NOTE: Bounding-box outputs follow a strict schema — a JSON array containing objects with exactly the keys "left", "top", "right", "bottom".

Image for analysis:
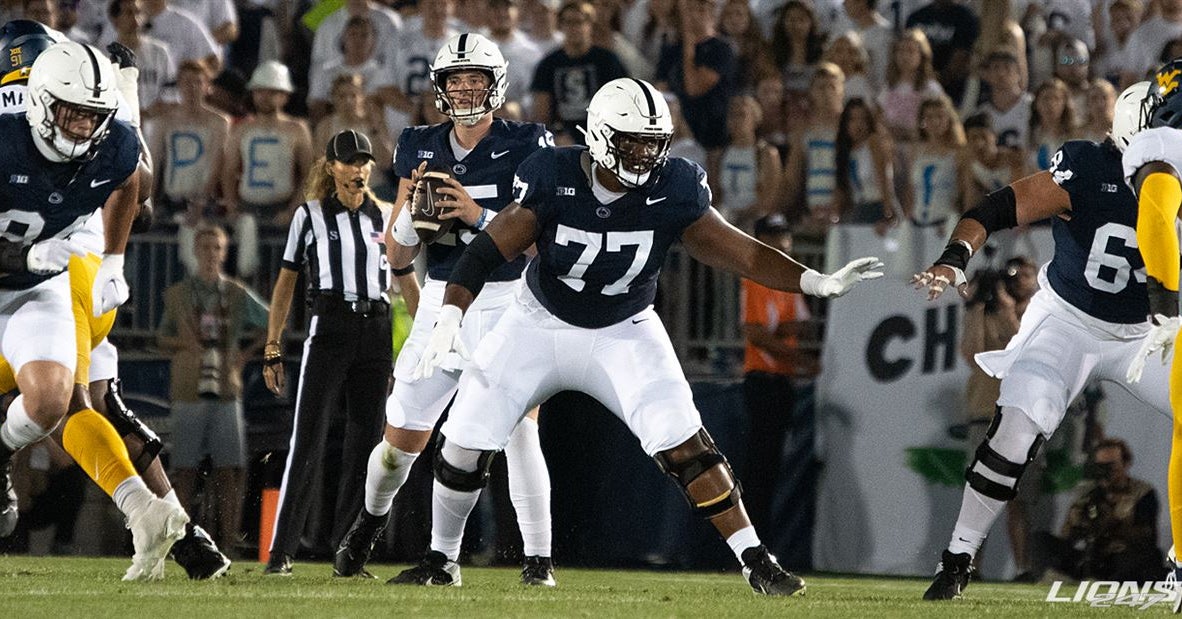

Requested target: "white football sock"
[
  {"left": 364, "top": 440, "right": 419, "bottom": 517},
  {"left": 505, "top": 417, "right": 551, "bottom": 558},
  {"left": 431, "top": 480, "right": 482, "bottom": 561},
  {"left": 726, "top": 526, "right": 762, "bottom": 563},
  {"left": 113, "top": 476, "right": 153, "bottom": 516},
  {"left": 0, "top": 395, "right": 52, "bottom": 451}
]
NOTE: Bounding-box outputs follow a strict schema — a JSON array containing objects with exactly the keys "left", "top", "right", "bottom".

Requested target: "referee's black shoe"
[
  {"left": 334, "top": 510, "right": 386, "bottom": 578},
  {"left": 264, "top": 551, "right": 293, "bottom": 576},
  {"left": 388, "top": 550, "right": 461, "bottom": 586},
  {"left": 741, "top": 545, "right": 805, "bottom": 596},
  {"left": 171, "top": 523, "right": 231, "bottom": 579},
  {"left": 521, "top": 555, "right": 556, "bottom": 586},
  {"left": 923, "top": 550, "right": 973, "bottom": 600}
]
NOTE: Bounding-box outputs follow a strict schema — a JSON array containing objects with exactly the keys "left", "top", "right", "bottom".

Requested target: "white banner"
[{"left": 814, "top": 225, "right": 1173, "bottom": 577}]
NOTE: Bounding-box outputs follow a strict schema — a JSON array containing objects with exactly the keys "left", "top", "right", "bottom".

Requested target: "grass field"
[{"left": 1, "top": 556, "right": 1173, "bottom": 617}]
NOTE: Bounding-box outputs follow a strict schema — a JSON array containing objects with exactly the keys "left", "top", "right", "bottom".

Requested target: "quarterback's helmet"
[
  {"left": 430, "top": 33, "right": 507, "bottom": 126},
  {"left": 583, "top": 78, "right": 673, "bottom": 188},
  {"left": 1149, "top": 57, "right": 1182, "bottom": 130},
  {"left": 1111, "top": 81, "right": 1153, "bottom": 151},
  {"left": 26, "top": 40, "right": 118, "bottom": 162},
  {"left": 0, "top": 20, "right": 62, "bottom": 86}
]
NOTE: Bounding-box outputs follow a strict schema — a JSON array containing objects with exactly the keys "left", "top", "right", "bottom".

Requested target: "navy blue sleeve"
[
  {"left": 392, "top": 127, "right": 417, "bottom": 179},
  {"left": 696, "top": 39, "right": 736, "bottom": 81},
  {"left": 1049, "top": 140, "right": 1093, "bottom": 194},
  {"left": 513, "top": 149, "right": 556, "bottom": 226},
  {"left": 109, "top": 121, "right": 140, "bottom": 186},
  {"left": 689, "top": 160, "right": 713, "bottom": 219}
]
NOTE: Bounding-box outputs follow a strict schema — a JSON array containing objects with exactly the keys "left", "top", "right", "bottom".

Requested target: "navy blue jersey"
[
  {"left": 0, "top": 113, "right": 138, "bottom": 289},
  {"left": 1045, "top": 139, "right": 1147, "bottom": 324},
  {"left": 517, "top": 147, "right": 711, "bottom": 328},
  {"left": 394, "top": 118, "right": 552, "bottom": 282}
]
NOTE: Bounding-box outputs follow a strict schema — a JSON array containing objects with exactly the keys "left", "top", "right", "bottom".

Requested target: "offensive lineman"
[
  {"left": 914, "top": 82, "right": 1173, "bottom": 599},
  {"left": 400, "top": 77, "right": 883, "bottom": 594}
]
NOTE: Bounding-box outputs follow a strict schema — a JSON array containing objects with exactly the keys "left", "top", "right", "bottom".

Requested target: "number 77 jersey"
[
  {"left": 1046, "top": 139, "right": 1147, "bottom": 323},
  {"left": 516, "top": 146, "right": 711, "bottom": 328}
]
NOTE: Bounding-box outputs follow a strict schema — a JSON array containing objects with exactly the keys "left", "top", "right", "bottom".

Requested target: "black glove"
[{"left": 106, "top": 41, "right": 137, "bottom": 70}]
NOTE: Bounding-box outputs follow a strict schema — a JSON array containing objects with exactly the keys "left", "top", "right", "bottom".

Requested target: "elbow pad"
[
  {"left": 963, "top": 185, "right": 1019, "bottom": 234},
  {"left": 448, "top": 232, "right": 507, "bottom": 297}
]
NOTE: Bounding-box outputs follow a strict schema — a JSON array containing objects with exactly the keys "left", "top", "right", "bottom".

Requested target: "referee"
[{"left": 261, "top": 129, "right": 409, "bottom": 575}]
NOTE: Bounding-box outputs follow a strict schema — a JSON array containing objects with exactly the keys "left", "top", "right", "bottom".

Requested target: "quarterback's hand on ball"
[
  {"left": 25, "top": 238, "right": 86, "bottom": 275},
  {"left": 912, "top": 264, "right": 968, "bottom": 301},
  {"left": 92, "top": 254, "right": 129, "bottom": 316},
  {"left": 799, "top": 257, "right": 885, "bottom": 298},
  {"left": 1127, "top": 314, "right": 1181, "bottom": 383},
  {"left": 436, "top": 177, "right": 483, "bottom": 226},
  {"left": 412, "top": 305, "right": 470, "bottom": 380}
]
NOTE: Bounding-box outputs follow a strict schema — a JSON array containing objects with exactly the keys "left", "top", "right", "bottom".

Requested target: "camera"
[{"left": 198, "top": 344, "right": 222, "bottom": 400}]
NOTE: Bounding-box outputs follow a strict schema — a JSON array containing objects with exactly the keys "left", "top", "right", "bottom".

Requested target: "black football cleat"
[
  {"left": 0, "top": 446, "right": 16, "bottom": 538},
  {"left": 387, "top": 550, "right": 461, "bottom": 586},
  {"left": 171, "top": 523, "right": 231, "bottom": 579},
  {"left": 334, "top": 510, "right": 386, "bottom": 578},
  {"left": 741, "top": 545, "right": 805, "bottom": 596},
  {"left": 521, "top": 555, "right": 556, "bottom": 586},
  {"left": 264, "top": 551, "right": 293, "bottom": 576},
  {"left": 923, "top": 550, "right": 974, "bottom": 600}
]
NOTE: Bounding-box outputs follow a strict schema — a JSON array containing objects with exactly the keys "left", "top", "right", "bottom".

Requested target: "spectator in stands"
[
  {"left": 312, "top": 73, "right": 393, "bottom": 194},
  {"left": 157, "top": 225, "right": 269, "bottom": 553},
  {"left": 374, "top": 0, "right": 456, "bottom": 137},
  {"left": 221, "top": 61, "right": 313, "bottom": 276},
  {"left": 1079, "top": 78, "right": 1116, "bottom": 144},
  {"left": 207, "top": 67, "right": 251, "bottom": 121},
  {"left": 307, "top": 15, "right": 385, "bottom": 125},
  {"left": 21, "top": 0, "right": 54, "bottom": 28},
  {"left": 311, "top": 0, "right": 401, "bottom": 72},
  {"left": 782, "top": 62, "right": 844, "bottom": 241},
  {"left": 1129, "top": 0, "right": 1182, "bottom": 78},
  {"left": 530, "top": 1, "right": 626, "bottom": 144},
  {"left": 150, "top": 60, "right": 231, "bottom": 272},
  {"left": 822, "top": 32, "right": 873, "bottom": 103},
  {"left": 958, "top": 113, "right": 1023, "bottom": 214},
  {"left": 667, "top": 98, "right": 707, "bottom": 168},
  {"left": 1032, "top": 437, "right": 1162, "bottom": 582},
  {"left": 901, "top": 95, "right": 965, "bottom": 233},
  {"left": 1051, "top": 38, "right": 1090, "bottom": 121},
  {"left": 717, "top": 0, "right": 773, "bottom": 91},
  {"left": 716, "top": 95, "right": 781, "bottom": 231},
  {"left": 740, "top": 214, "right": 817, "bottom": 532},
  {"left": 834, "top": 97, "right": 897, "bottom": 232},
  {"left": 1028, "top": 78, "right": 1078, "bottom": 172},
  {"left": 170, "top": 0, "right": 238, "bottom": 46},
  {"left": 769, "top": 0, "right": 824, "bottom": 98},
  {"left": 905, "top": 0, "right": 979, "bottom": 105},
  {"left": 655, "top": 0, "right": 736, "bottom": 190},
  {"left": 635, "top": 0, "right": 677, "bottom": 62},
  {"left": 56, "top": 0, "right": 88, "bottom": 42},
  {"left": 520, "top": 0, "right": 560, "bottom": 50},
  {"left": 1097, "top": 0, "right": 1143, "bottom": 87},
  {"left": 484, "top": 0, "right": 543, "bottom": 110},
  {"left": 877, "top": 29, "right": 944, "bottom": 142},
  {"left": 835, "top": 0, "right": 893, "bottom": 90},
  {"left": 590, "top": 0, "right": 650, "bottom": 80},
  {"left": 138, "top": 0, "right": 220, "bottom": 71},
  {"left": 108, "top": 0, "right": 175, "bottom": 119},
  {"left": 754, "top": 72, "right": 789, "bottom": 154},
  {"left": 974, "top": 50, "right": 1031, "bottom": 151}
]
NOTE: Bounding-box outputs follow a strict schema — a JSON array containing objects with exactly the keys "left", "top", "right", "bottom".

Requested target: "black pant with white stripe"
[{"left": 269, "top": 298, "right": 391, "bottom": 559}]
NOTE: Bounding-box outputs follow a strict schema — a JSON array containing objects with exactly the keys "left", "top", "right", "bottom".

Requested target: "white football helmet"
[
  {"left": 430, "top": 33, "right": 507, "bottom": 126},
  {"left": 583, "top": 78, "right": 673, "bottom": 188},
  {"left": 1111, "top": 81, "right": 1153, "bottom": 152},
  {"left": 26, "top": 40, "right": 118, "bottom": 162}
]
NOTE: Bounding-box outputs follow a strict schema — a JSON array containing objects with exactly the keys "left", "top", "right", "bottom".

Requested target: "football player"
[
  {"left": 1121, "top": 58, "right": 1182, "bottom": 586},
  {"left": 398, "top": 77, "right": 883, "bottom": 594},
  {"left": 0, "top": 36, "right": 191, "bottom": 580},
  {"left": 0, "top": 20, "right": 231, "bottom": 580},
  {"left": 913, "top": 81, "right": 1172, "bottom": 599},
  {"left": 306, "top": 33, "right": 556, "bottom": 585}
]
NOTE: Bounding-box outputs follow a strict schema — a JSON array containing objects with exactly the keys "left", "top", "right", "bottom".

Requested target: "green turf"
[{"left": 0, "top": 555, "right": 1169, "bottom": 617}]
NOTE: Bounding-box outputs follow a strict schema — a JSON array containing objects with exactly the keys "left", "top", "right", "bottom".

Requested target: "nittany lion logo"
[{"left": 1158, "top": 68, "right": 1181, "bottom": 97}]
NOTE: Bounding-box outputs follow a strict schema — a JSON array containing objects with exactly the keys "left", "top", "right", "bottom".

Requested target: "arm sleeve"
[
  {"left": 1135, "top": 172, "right": 1182, "bottom": 292},
  {"left": 281, "top": 205, "right": 311, "bottom": 271}
]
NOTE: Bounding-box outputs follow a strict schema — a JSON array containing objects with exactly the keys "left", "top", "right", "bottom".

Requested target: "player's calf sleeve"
[
  {"left": 431, "top": 436, "right": 496, "bottom": 561},
  {"left": 364, "top": 440, "right": 418, "bottom": 517},
  {"left": 61, "top": 408, "right": 138, "bottom": 497},
  {"left": 1167, "top": 356, "right": 1182, "bottom": 554},
  {"left": 505, "top": 417, "right": 552, "bottom": 557},
  {"left": 0, "top": 395, "right": 53, "bottom": 452}
]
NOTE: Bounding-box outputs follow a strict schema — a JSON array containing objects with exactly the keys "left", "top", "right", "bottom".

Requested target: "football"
[{"left": 410, "top": 170, "right": 456, "bottom": 244}]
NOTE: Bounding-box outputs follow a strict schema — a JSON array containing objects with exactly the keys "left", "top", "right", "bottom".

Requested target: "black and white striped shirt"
[{"left": 281, "top": 195, "right": 392, "bottom": 302}]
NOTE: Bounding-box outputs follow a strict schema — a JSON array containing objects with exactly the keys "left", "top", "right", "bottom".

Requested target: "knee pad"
[
  {"left": 102, "top": 378, "right": 162, "bottom": 473},
  {"left": 654, "top": 428, "right": 742, "bottom": 519},
  {"left": 432, "top": 435, "right": 497, "bottom": 492},
  {"left": 965, "top": 407, "right": 1046, "bottom": 502}
]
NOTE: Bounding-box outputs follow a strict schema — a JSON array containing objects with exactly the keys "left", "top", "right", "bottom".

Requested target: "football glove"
[
  {"left": 25, "top": 238, "right": 86, "bottom": 275},
  {"left": 92, "top": 253, "right": 129, "bottom": 316},
  {"left": 107, "top": 42, "right": 141, "bottom": 128},
  {"left": 1127, "top": 314, "right": 1181, "bottom": 383},
  {"left": 412, "top": 304, "right": 469, "bottom": 380},
  {"left": 800, "top": 257, "right": 885, "bottom": 298}
]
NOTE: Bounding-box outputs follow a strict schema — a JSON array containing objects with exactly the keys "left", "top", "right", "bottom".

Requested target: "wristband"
[
  {"left": 934, "top": 239, "right": 973, "bottom": 271},
  {"left": 391, "top": 264, "right": 416, "bottom": 276},
  {"left": 474, "top": 208, "right": 489, "bottom": 230}
]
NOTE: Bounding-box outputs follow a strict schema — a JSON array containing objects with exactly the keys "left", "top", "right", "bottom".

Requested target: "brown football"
[{"left": 410, "top": 170, "right": 456, "bottom": 244}]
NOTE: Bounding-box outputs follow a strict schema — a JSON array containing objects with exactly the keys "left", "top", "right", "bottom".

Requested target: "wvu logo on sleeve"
[{"left": 1158, "top": 68, "right": 1182, "bottom": 97}]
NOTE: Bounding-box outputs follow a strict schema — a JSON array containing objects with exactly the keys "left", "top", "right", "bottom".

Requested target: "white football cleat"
[{"left": 123, "top": 497, "right": 188, "bottom": 581}]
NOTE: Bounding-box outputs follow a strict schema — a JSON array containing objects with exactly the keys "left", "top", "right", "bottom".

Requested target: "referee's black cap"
[{"left": 327, "top": 129, "right": 375, "bottom": 164}]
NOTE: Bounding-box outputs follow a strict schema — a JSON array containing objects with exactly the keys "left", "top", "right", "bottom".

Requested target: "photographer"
[
  {"left": 1032, "top": 438, "right": 1162, "bottom": 582},
  {"left": 157, "top": 225, "right": 270, "bottom": 552},
  {"left": 960, "top": 255, "right": 1038, "bottom": 576}
]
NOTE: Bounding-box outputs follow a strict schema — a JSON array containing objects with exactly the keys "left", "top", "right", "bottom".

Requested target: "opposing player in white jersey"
[
  {"left": 0, "top": 21, "right": 230, "bottom": 579},
  {"left": 400, "top": 77, "right": 883, "bottom": 594},
  {"left": 333, "top": 33, "right": 557, "bottom": 586},
  {"left": 915, "top": 81, "right": 1173, "bottom": 600}
]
